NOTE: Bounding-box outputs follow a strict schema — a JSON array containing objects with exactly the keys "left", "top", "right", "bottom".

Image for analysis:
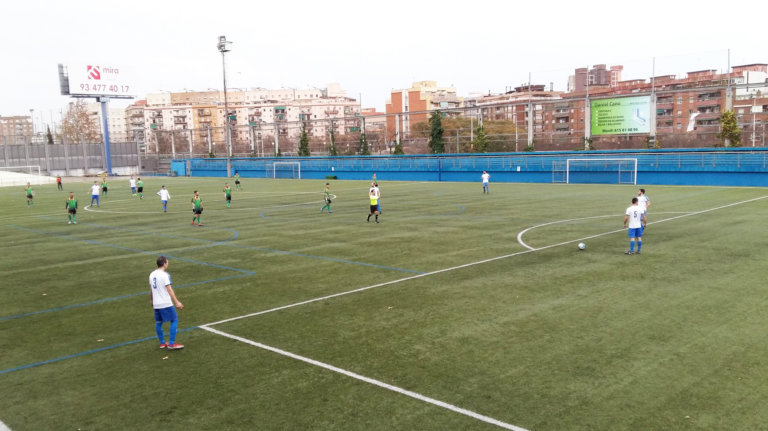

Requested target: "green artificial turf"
[{"left": 1, "top": 177, "right": 767, "bottom": 430}]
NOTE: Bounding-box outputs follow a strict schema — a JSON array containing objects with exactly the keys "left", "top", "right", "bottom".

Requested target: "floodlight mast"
[{"left": 218, "top": 35, "right": 233, "bottom": 176}]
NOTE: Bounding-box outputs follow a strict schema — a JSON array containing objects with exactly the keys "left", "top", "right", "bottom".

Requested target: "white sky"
[{"left": 2, "top": 0, "right": 765, "bottom": 125}]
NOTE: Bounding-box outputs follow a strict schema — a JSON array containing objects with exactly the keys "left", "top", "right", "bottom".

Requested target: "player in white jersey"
[
  {"left": 90, "top": 181, "right": 101, "bottom": 207},
  {"left": 637, "top": 188, "right": 650, "bottom": 232},
  {"left": 129, "top": 176, "right": 137, "bottom": 196},
  {"left": 149, "top": 256, "right": 184, "bottom": 349},
  {"left": 623, "top": 197, "right": 647, "bottom": 255},
  {"left": 481, "top": 171, "right": 490, "bottom": 194},
  {"left": 157, "top": 185, "right": 171, "bottom": 213}
]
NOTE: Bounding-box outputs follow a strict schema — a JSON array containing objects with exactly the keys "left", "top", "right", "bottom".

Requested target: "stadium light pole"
[{"left": 218, "top": 35, "right": 233, "bottom": 176}]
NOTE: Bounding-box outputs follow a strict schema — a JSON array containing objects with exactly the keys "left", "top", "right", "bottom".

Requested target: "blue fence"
[{"left": 171, "top": 148, "right": 768, "bottom": 187}]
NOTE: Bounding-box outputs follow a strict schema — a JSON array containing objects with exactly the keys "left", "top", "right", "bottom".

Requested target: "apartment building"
[
  {"left": 86, "top": 103, "right": 128, "bottom": 142},
  {"left": 0, "top": 116, "right": 33, "bottom": 144},
  {"left": 568, "top": 64, "right": 624, "bottom": 92},
  {"left": 465, "top": 64, "right": 767, "bottom": 150},
  {"left": 138, "top": 84, "right": 360, "bottom": 155},
  {"left": 385, "top": 81, "right": 462, "bottom": 142}
]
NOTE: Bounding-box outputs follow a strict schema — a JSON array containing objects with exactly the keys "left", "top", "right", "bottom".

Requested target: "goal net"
[
  {"left": 564, "top": 158, "right": 637, "bottom": 184},
  {"left": 269, "top": 162, "right": 301, "bottom": 179},
  {"left": 0, "top": 165, "right": 53, "bottom": 187}
]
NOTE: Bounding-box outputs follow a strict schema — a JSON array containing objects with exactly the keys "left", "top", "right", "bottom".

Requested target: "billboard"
[
  {"left": 61, "top": 63, "right": 135, "bottom": 98},
  {"left": 590, "top": 96, "right": 650, "bottom": 135}
]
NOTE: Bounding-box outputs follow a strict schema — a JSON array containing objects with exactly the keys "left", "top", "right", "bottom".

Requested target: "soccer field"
[{"left": 2, "top": 177, "right": 768, "bottom": 430}]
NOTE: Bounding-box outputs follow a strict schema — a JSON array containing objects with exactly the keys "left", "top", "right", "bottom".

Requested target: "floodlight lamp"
[{"left": 217, "top": 35, "right": 231, "bottom": 53}]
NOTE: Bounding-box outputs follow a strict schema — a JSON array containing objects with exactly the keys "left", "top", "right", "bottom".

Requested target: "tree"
[
  {"left": 328, "top": 123, "right": 338, "bottom": 156},
  {"left": 46, "top": 126, "right": 54, "bottom": 145},
  {"left": 61, "top": 100, "right": 100, "bottom": 143},
  {"left": 393, "top": 139, "right": 405, "bottom": 155},
  {"left": 358, "top": 132, "right": 370, "bottom": 155},
  {"left": 717, "top": 110, "right": 741, "bottom": 147},
  {"left": 428, "top": 111, "right": 445, "bottom": 154},
  {"left": 473, "top": 124, "right": 488, "bottom": 153},
  {"left": 298, "top": 123, "right": 311, "bottom": 156}
]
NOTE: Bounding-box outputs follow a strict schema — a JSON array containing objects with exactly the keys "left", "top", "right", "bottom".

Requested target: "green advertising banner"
[{"left": 590, "top": 96, "right": 651, "bottom": 135}]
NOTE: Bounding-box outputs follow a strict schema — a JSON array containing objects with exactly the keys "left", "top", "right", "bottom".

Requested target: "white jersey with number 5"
[
  {"left": 149, "top": 269, "right": 173, "bottom": 309},
  {"left": 626, "top": 205, "right": 643, "bottom": 229}
]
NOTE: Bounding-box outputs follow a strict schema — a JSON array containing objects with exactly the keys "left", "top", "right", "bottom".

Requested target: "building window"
[
  {"left": 676, "top": 123, "right": 682, "bottom": 129},
  {"left": 677, "top": 110, "right": 682, "bottom": 117},
  {"left": 677, "top": 97, "right": 682, "bottom": 104}
]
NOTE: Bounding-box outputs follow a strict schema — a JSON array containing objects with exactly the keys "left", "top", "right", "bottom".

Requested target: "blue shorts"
[
  {"left": 162, "top": 200, "right": 168, "bottom": 205},
  {"left": 154, "top": 306, "right": 178, "bottom": 322},
  {"left": 628, "top": 228, "right": 642, "bottom": 239}
]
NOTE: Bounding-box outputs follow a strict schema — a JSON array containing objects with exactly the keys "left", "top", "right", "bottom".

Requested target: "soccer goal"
[
  {"left": 269, "top": 162, "right": 301, "bottom": 179},
  {"left": 0, "top": 165, "right": 52, "bottom": 187},
  {"left": 564, "top": 158, "right": 637, "bottom": 184}
]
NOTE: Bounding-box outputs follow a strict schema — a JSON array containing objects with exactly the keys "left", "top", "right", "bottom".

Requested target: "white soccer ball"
[{"left": 578, "top": 242, "right": 586, "bottom": 250}]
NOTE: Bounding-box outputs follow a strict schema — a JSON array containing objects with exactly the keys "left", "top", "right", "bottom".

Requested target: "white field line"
[
  {"left": 199, "top": 326, "right": 528, "bottom": 431},
  {"left": 205, "top": 195, "right": 768, "bottom": 328},
  {"left": 0, "top": 418, "right": 11, "bottom": 431},
  {"left": 516, "top": 211, "right": 690, "bottom": 250},
  {"left": 516, "top": 196, "right": 768, "bottom": 250},
  {"left": 198, "top": 195, "right": 766, "bottom": 431}
]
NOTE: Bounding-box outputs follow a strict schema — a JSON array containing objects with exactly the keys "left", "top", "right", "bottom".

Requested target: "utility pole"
[
  {"left": 584, "top": 66, "right": 591, "bottom": 150},
  {"left": 217, "top": 35, "right": 233, "bottom": 175}
]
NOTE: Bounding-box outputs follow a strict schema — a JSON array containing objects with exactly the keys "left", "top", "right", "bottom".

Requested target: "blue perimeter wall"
[{"left": 171, "top": 148, "right": 768, "bottom": 187}]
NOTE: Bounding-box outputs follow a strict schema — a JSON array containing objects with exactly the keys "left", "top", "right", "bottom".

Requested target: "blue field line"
[
  {"left": 0, "top": 327, "right": 199, "bottom": 376},
  {"left": 35, "top": 216, "right": 240, "bottom": 243},
  {"left": 33, "top": 217, "right": 421, "bottom": 274},
  {"left": 223, "top": 243, "right": 426, "bottom": 274},
  {"left": 5, "top": 225, "right": 255, "bottom": 275},
  {"left": 0, "top": 274, "right": 252, "bottom": 322}
]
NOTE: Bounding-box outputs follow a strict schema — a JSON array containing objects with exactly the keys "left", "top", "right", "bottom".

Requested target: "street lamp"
[{"left": 217, "top": 35, "right": 233, "bottom": 175}]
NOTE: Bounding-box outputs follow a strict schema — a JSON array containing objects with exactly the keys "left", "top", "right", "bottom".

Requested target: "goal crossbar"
[
  {"left": 565, "top": 158, "right": 637, "bottom": 185},
  {"left": 269, "top": 162, "right": 301, "bottom": 179}
]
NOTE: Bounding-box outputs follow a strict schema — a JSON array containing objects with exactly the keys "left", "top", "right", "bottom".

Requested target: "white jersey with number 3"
[
  {"left": 626, "top": 205, "right": 643, "bottom": 229},
  {"left": 149, "top": 269, "right": 173, "bottom": 309}
]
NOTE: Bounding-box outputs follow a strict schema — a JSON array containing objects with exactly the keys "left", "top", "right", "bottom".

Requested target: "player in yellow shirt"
[{"left": 366, "top": 187, "right": 379, "bottom": 223}]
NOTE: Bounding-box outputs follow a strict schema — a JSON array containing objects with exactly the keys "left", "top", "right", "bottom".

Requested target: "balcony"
[
  {"left": 695, "top": 112, "right": 721, "bottom": 120},
  {"left": 696, "top": 99, "right": 721, "bottom": 109}
]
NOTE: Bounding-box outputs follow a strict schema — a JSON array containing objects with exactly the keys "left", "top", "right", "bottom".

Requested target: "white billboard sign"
[{"left": 66, "top": 63, "right": 134, "bottom": 98}]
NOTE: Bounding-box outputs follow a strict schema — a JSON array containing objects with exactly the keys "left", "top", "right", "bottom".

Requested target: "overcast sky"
[{"left": 2, "top": 0, "right": 765, "bottom": 125}]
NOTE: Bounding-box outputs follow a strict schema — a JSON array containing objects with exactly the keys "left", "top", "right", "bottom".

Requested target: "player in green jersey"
[
  {"left": 191, "top": 190, "right": 203, "bottom": 226},
  {"left": 137, "top": 178, "right": 144, "bottom": 199},
  {"left": 66, "top": 192, "right": 78, "bottom": 224},
  {"left": 223, "top": 183, "right": 232, "bottom": 208},
  {"left": 25, "top": 183, "right": 33, "bottom": 206},
  {"left": 101, "top": 178, "right": 108, "bottom": 196},
  {"left": 320, "top": 183, "right": 332, "bottom": 213},
  {"left": 234, "top": 171, "right": 242, "bottom": 190}
]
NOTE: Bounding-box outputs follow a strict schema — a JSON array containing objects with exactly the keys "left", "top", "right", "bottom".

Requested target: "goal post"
[
  {"left": 565, "top": 158, "right": 637, "bottom": 184},
  {"left": 269, "top": 162, "right": 301, "bottom": 179},
  {"left": 0, "top": 165, "right": 50, "bottom": 187}
]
